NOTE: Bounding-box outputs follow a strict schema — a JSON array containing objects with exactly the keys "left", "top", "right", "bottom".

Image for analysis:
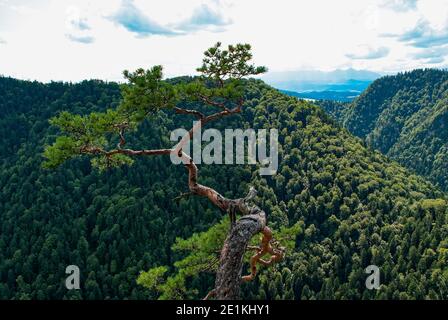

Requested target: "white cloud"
[
  {"left": 410, "top": 45, "right": 448, "bottom": 64},
  {"left": 108, "top": 0, "right": 180, "bottom": 37},
  {"left": 174, "top": 3, "right": 232, "bottom": 32},
  {"left": 65, "top": 5, "right": 95, "bottom": 43},
  {"left": 65, "top": 33, "right": 95, "bottom": 44},
  {"left": 346, "top": 46, "right": 390, "bottom": 60},
  {"left": 0, "top": 0, "right": 448, "bottom": 82},
  {"left": 380, "top": 0, "right": 418, "bottom": 12}
]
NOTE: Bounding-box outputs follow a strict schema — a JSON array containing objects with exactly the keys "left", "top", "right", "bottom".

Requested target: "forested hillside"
[
  {"left": 0, "top": 76, "right": 447, "bottom": 300},
  {"left": 320, "top": 69, "right": 448, "bottom": 191}
]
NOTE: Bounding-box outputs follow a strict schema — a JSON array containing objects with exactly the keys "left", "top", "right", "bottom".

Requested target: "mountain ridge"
[
  {"left": 319, "top": 68, "right": 448, "bottom": 191},
  {"left": 262, "top": 68, "right": 381, "bottom": 93}
]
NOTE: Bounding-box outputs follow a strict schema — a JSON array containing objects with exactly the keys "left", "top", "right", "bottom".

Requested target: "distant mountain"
[
  {"left": 320, "top": 69, "right": 448, "bottom": 190},
  {"left": 263, "top": 68, "right": 381, "bottom": 92},
  {"left": 280, "top": 89, "right": 360, "bottom": 102}
]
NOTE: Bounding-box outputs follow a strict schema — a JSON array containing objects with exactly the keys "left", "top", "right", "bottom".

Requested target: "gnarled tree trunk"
[{"left": 214, "top": 210, "right": 266, "bottom": 299}]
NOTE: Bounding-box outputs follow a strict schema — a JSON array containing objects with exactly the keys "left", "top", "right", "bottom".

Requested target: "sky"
[{"left": 0, "top": 0, "right": 448, "bottom": 82}]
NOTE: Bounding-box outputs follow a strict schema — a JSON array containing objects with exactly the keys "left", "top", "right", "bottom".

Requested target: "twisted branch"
[
  {"left": 242, "top": 226, "right": 285, "bottom": 282},
  {"left": 79, "top": 99, "right": 282, "bottom": 300}
]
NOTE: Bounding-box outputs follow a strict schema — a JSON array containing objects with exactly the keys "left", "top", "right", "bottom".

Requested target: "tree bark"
[{"left": 214, "top": 209, "right": 266, "bottom": 300}]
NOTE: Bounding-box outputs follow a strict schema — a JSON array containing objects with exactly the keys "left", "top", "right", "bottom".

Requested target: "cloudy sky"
[{"left": 0, "top": 0, "right": 447, "bottom": 82}]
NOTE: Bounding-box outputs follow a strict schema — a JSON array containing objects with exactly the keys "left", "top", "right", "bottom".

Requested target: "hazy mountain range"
[{"left": 263, "top": 68, "right": 382, "bottom": 101}]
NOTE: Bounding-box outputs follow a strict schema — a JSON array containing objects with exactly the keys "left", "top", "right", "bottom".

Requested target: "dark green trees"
[{"left": 319, "top": 69, "right": 448, "bottom": 191}]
